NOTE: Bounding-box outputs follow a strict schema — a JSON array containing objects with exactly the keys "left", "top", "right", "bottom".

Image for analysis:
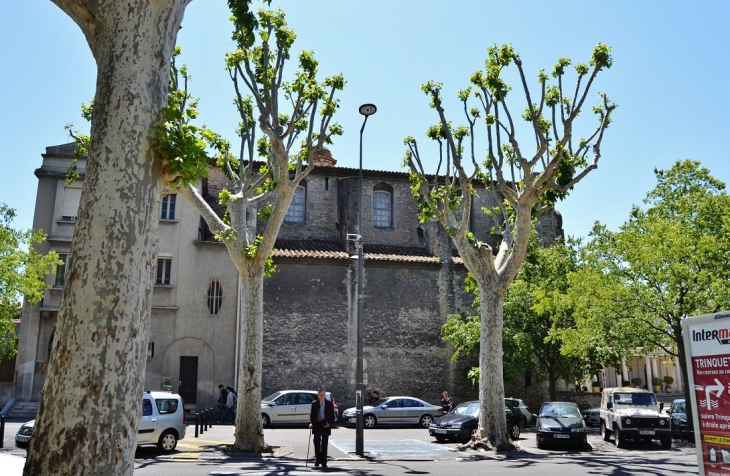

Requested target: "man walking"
[
  {"left": 225, "top": 386, "right": 237, "bottom": 424},
  {"left": 309, "top": 388, "right": 335, "bottom": 468},
  {"left": 216, "top": 384, "right": 227, "bottom": 423}
]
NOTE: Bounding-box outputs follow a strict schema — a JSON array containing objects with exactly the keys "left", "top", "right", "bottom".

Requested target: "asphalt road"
[{"left": 1, "top": 420, "right": 701, "bottom": 475}]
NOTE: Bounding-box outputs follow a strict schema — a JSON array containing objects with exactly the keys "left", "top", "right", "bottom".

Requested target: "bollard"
[
  {"left": 195, "top": 412, "right": 199, "bottom": 438},
  {"left": 208, "top": 408, "right": 214, "bottom": 428},
  {"left": 0, "top": 415, "right": 5, "bottom": 449}
]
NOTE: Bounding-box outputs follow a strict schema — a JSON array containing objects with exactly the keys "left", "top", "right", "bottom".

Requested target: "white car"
[
  {"left": 138, "top": 391, "right": 187, "bottom": 452},
  {"left": 261, "top": 390, "right": 338, "bottom": 427},
  {"left": 16, "top": 391, "right": 187, "bottom": 453}
]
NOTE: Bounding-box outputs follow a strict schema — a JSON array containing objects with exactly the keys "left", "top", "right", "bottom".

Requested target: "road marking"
[{"left": 330, "top": 438, "right": 451, "bottom": 459}]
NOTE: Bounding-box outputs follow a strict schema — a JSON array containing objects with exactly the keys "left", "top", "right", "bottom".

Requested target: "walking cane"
[{"left": 306, "top": 427, "right": 312, "bottom": 467}]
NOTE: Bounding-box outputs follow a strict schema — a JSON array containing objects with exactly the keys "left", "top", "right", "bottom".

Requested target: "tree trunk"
[
  {"left": 676, "top": 336, "right": 693, "bottom": 429},
  {"left": 547, "top": 363, "right": 558, "bottom": 402},
  {"left": 232, "top": 262, "right": 267, "bottom": 451},
  {"left": 25, "top": 2, "right": 188, "bottom": 475},
  {"left": 477, "top": 282, "right": 512, "bottom": 449}
]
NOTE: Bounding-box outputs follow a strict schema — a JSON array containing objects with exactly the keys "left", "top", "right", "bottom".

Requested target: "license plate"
[
  {"left": 435, "top": 429, "right": 447, "bottom": 434},
  {"left": 16, "top": 435, "right": 31, "bottom": 442},
  {"left": 553, "top": 434, "right": 570, "bottom": 439},
  {"left": 639, "top": 430, "right": 655, "bottom": 435}
]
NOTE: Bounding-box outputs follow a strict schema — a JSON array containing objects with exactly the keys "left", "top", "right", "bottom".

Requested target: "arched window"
[
  {"left": 284, "top": 184, "right": 306, "bottom": 224},
  {"left": 208, "top": 279, "right": 222, "bottom": 315},
  {"left": 373, "top": 183, "right": 393, "bottom": 229}
]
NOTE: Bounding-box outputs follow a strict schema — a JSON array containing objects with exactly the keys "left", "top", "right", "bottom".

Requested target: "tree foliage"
[
  {"left": 404, "top": 43, "right": 615, "bottom": 450},
  {"left": 566, "top": 160, "right": 730, "bottom": 395},
  {"left": 0, "top": 205, "right": 59, "bottom": 359}
]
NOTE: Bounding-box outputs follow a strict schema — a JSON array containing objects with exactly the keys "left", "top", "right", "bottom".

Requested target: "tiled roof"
[
  {"left": 273, "top": 240, "right": 349, "bottom": 260},
  {"left": 273, "top": 240, "right": 445, "bottom": 264}
]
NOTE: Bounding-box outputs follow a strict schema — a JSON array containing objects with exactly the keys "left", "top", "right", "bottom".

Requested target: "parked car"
[
  {"left": 428, "top": 400, "right": 524, "bottom": 442},
  {"left": 16, "top": 391, "right": 187, "bottom": 453},
  {"left": 341, "top": 396, "right": 442, "bottom": 428},
  {"left": 667, "top": 399, "right": 693, "bottom": 441},
  {"left": 505, "top": 397, "right": 533, "bottom": 426},
  {"left": 261, "top": 390, "right": 338, "bottom": 427},
  {"left": 582, "top": 407, "right": 601, "bottom": 426},
  {"left": 599, "top": 387, "right": 671, "bottom": 449},
  {"left": 535, "top": 401, "right": 588, "bottom": 450}
]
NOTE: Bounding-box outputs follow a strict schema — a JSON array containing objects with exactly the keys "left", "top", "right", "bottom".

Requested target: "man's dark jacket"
[{"left": 310, "top": 399, "right": 335, "bottom": 435}]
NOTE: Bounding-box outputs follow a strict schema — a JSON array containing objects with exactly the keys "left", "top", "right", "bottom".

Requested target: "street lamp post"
[{"left": 355, "top": 103, "right": 376, "bottom": 457}]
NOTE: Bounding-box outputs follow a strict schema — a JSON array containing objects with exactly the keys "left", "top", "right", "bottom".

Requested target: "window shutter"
[{"left": 61, "top": 188, "right": 82, "bottom": 220}]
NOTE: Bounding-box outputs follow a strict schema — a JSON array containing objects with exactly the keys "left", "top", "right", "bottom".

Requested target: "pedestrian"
[
  {"left": 309, "top": 387, "right": 335, "bottom": 469},
  {"left": 441, "top": 391, "right": 455, "bottom": 413},
  {"left": 225, "top": 386, "right": 237, "bottom": 424},
  {"left": 216, "top": 384, "right": 227, "bottom": 423},
  {"left": 368, "top": 391, "right": 380, "bottom": 406}
]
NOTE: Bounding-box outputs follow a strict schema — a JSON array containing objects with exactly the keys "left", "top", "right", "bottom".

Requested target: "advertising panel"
[{"left": 683, "top": 311, "right": 730, "bottom": 476}]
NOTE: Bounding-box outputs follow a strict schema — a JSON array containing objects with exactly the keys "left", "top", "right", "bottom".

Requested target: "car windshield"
[
  {"left": 672, "top": 401, "right": 686, "bottom": 413},
  {"left": 614, "top": 393, "right": 657, "bottom": 406},
  {"left": 263, "top": 392, "right": 282, "bottom": 403},
  {"left": 452, "top": 403, "right": 480, "bottom": 416},
  {"left": 540, "top": 404, "right": 581, "bottom": 418}
]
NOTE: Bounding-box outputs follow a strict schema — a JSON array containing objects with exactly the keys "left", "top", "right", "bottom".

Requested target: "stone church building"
[{"left": 11, "top": 143, "right": 565, "bottom": 412}]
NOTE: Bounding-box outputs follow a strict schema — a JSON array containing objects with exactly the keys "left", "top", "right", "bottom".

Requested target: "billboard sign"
[{"left": 683, "top": 311, "right": 730, "bottom": 475}]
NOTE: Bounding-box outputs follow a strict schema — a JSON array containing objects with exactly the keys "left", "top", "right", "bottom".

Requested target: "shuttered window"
[{"left": 61, "top": 187, "right": 82, "bottom": 221}]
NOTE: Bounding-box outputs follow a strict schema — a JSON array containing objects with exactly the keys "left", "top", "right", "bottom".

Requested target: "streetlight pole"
[{"left": 355, "top": 103, "right": 376, "bottom": 457}]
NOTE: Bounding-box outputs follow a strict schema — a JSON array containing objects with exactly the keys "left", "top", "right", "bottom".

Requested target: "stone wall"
[{"left": 262, "top": 259, "right": 479, "bottom": 407}]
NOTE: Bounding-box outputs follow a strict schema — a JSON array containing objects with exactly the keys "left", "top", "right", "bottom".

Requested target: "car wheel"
[
  {"left": 261, "top": 414, "right": 270, "bottom": 428},
  {"left": 580, "top": 441, "right": 589, "bottom": 451},
  {"left": 536, "top": 438, "right": 544, "bottom": 450},
  {"left": 364, "top": 414, "right": 377, "bottom": 429},
  {"left": 157, "top": 430, "right": 178, "bottom": 453},
  {"left": 615, "top": 429, "right": 627, "bottom": 449},
  {"left": 510, "top": 423, "right": 521, "bottom": 440},
  {"left": 661, "top": 435, "right": 672, "bottom": 450},
  {"left": 419, "top": 415, "right": 434, "bottom": 428},
  {"left": 600, "top": 421, "right": 611, "bottom": 441}
]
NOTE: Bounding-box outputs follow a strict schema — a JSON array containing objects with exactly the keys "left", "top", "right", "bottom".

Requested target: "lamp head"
[{"left": 359, "top": 103, "right": 377, "bottom": 116}]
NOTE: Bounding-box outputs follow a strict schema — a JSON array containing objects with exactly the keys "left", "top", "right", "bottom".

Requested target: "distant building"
[{"left": 13, "top": 143, "right": 566, "bottom": 411}]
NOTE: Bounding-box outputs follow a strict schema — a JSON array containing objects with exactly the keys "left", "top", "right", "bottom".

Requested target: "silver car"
[
  {"left": 138, "top": 391, "right": 187, "bottom": 452},
  {"left": 261, "top": 390, "right": 338, "bottom": 427},
  {"left": 505, "top": 397, "right": 533, "bottom": 425},
  {"left": 341, "top": 396, "right": 442, "bottom": 428},
  {"left": 16, "top": 391, "right": 187, "bottom": 453}
]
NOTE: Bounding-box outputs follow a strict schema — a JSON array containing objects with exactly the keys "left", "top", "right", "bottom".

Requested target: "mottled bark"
[
  {"left": 477, "top": 282, "right": 511, "bottom": 450},
  {"left": 25, "top": 2, "right": 189, "bottom": 475},
  {"left": 232, "top": 264, "right": 266, "bottom": 451}
]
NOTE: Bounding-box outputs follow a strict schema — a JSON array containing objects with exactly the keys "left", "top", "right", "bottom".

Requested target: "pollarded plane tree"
[
  {"left": 25, "top": 1, "right": 191, "bottom": 475},
  {"left": 174, "top": 8, "right": 344, "bottom": 452},
  {"left": 404, "top": 44, "right": 615, "bottom": 450}
]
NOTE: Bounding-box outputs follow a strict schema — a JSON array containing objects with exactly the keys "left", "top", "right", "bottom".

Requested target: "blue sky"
[{"left": 2, "top": 1, "right": 729, "bottom": 240}]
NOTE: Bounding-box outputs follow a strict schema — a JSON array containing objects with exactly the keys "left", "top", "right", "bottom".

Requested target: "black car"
[
  {"left": 535, "top": 401, "right": 588, "bottom": 450},
  {"left": 428, "top": 400, "right": 523, "bottom": 442},
  {"left": 15, "top": 420, "right": 34, "bottom": 449},
  {"left": 667, "top": 399, "right": 693, "bottom": 441}
]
